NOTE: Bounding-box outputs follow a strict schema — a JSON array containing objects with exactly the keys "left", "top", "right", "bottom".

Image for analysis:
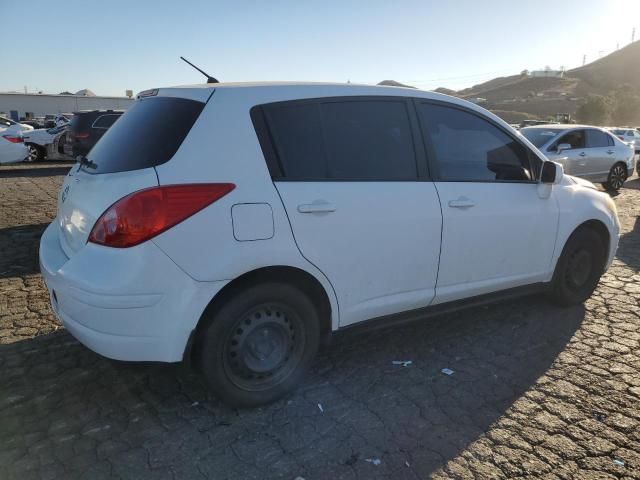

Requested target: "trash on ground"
[
  {"left": 392, "top": 360, "right": 413, "bottom": 367},
  {"left": 365, "top": 458, "right": 381, "bottom": 466},
  {"left": 317, "top": 403, "right": 324, "bottom": 413},
  {"left": 191, "top": 401, "right": 199, "bottom": 407},
  {"left": 613, "top": 459, "right": 625, "bottom": 467},
  {"left": 405, "top": 461, "right": 411, "bottom": 467},
  {"left": 441, "top": 368, "right": 455, "bottom": 375}
]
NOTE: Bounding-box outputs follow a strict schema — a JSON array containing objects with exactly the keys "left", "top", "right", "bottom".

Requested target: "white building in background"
[
  {"left": 0, "top": 91, "right": 134, "bottom": 120},
  {"left": 529, "top": 67, "right": 565, "bottom": 79}
]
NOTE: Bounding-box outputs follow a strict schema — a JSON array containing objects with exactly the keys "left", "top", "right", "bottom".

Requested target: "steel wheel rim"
[
  {"left": 610, "top": 165, "right": 626, "bottom": 190},
  {"left": 565, "top": 248, "right": 592, "bottom": 289},
  {"left": 222, "top": 303, "right": 305, "bottom": 391},
  {"left": 26, "top": 145, "right": 38, "bottom": 162}
]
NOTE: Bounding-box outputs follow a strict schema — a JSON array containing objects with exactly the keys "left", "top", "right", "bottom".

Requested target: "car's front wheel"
[
  {"left": 601, "top": 163, "right": 627, "bottom": 191},
  {"left": 550, "top": 227, "right": 606, "bottom": 306},
  {"left": 26, "top": 144, "right": 44, "bottom": 162},
  {"left": 198, "top": 282, "right": 320, "bottom": 407}
]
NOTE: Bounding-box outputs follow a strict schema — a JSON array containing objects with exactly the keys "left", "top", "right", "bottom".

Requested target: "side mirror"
[
  {"left": 541, "top": 161, "right": 564, "bottom": 184},
  {"left": 556, "top": 143, "right": 572, "bottom": 153}
]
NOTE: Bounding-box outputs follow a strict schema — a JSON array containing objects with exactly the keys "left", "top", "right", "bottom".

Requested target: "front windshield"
[{"left": 520, "top": 128, "right": 561, "bottom": 148}]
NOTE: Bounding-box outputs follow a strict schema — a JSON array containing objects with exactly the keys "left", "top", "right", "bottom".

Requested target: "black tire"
[
  {"left": 550, "top": 228, "right": 606, "bottom": 306},
  {"left": 26, "top": 144, "right": 44, "bottom": 162},
  {"left": 601, "top": 163, "right": 627, "bottom": 191},
  {"left": 198, "top": 282, "right": 320, "bottom": 407}
]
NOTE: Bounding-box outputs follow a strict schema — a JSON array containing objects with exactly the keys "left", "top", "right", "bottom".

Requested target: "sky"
[{"left": 1, "top": 0, "right": 638, "bottom": 97}]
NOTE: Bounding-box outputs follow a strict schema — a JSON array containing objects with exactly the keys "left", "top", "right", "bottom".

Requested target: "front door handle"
[
  {"left": 579, "top": 152, "right": 587, "bottom": 157},
  {"left": 607, "top": 150, "right": 615, "bottom": 155},
  {"left": 297, "top": 202, "right": 336, "bottom": 214},
  {"left": 448, "top": 198, "right": 476, "bottom": 209}
]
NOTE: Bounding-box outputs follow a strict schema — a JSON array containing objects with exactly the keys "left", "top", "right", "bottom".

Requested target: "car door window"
[
  {"left": 554, "top": 130, "right": 585, "bottom": 150},
  {"left": 585, "top": 129, "right": 610, "bottom": 148},
  {"left": 416, "top": 102, "right": 534, "bottom": 182},
  {"left": 261, "top": 98, "right": 417, "bottom": 180},
  {"left": 92, "top": 114, "right": 120, "bottom": 129}
]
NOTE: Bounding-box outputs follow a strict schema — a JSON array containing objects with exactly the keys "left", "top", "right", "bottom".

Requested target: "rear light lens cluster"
[
  {"left": 74, "top": 132, "right": 90, "bottom": 139},
  {"left": 88, "top": 183, "right": 235, "bottom": 248},
  {"left": 2, "top": 134, "right": 24, "bottom": 143}
]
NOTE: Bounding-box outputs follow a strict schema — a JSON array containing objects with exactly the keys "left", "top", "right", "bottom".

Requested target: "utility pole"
[
  {"left": 582, "top": 54, "right": 586, "bottom": 66},
  {"left": 633, "top": 27, "right": 636, "bottom": 43}
]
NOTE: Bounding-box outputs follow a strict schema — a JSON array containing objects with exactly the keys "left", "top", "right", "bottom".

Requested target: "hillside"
[{"left": 436, "top": 40, "right": 640, "bottom": 122}]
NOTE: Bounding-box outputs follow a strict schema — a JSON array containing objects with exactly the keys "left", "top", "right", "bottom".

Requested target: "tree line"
[{"left": 577, "top": 85, "right": 640, "bottom": 126}]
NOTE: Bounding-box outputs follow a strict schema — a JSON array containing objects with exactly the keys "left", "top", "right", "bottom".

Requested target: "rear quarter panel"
[{"left": 152, "top": 88, "right": 341, "bottom": 329}]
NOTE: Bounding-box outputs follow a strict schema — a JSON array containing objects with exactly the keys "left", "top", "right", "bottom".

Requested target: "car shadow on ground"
[
  {"left": 0, "top": 223, "right": 49, "bottom": 279},
  {"left": 0, "top": 166, "right": 72, "bottom": 178},
  {"left": 618, "top": 216, "right": 640, "bottom": 273},
  {"left": 0, "top": 295, "right": 585, "bottom": 479}
]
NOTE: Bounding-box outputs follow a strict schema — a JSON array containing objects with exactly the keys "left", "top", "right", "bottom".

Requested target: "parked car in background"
[
  {"left": 0, "top": 132, "right": 28, "bottom": 164},
  {"left": 608, "top": 127, "right": 640, "bottom": 154},
  {"left": 22, "top": 124, "right": 68, "bottom": 161},
  {"left": 521, "top": 125, "right": 634, "bottom": 191},
  {"left": 64, "top": 110, "right": 123, "bottom": 158},
  {"left": 41, "top": 83, "right": 620, "bottom": 407},
  {"left": 0, "top": 116, "right": 34, "bottom": 133},
  {"left": 19, "top": 120, "right": 45, "bottom": 129}
]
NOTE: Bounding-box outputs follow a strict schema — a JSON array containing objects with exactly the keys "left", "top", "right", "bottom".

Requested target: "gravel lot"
[{"left": 1, "top": 162, "right": 639, "bottom": 480}]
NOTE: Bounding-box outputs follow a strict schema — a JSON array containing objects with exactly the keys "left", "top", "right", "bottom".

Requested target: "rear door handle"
[
  {"left": 448, "top": 198, "right": 476, "bottom": 209},
  {"left": 607, "top": 150, "right": 615, "bottom": 155},
  {"left": 297, "top": 202, "right": 336, "bottom": 214},
  {"left": 579, "top": 152, "right": 587, "bottom": 157}
]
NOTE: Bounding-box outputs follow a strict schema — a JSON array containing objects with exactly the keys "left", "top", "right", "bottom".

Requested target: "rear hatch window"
[{"left": 84, "top": 96, "right": 205, "bottom": 174}]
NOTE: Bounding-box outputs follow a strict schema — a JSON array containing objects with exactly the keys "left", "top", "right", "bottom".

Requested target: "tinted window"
[
  {"left": 263, "top": 103, "right": 325, "bottom": 179},
  {"left": 586, "top": 129, "right": 611, "bottom": 148},
  {"left": 554, "top": 130, "right": 585, "bottom": 150},
  {"left": 417, "top": 103, "right": 533, "bottom": 182},
  {"left": 86, "top": 97, "right": 204, "bottom": 174},
  {"left": 263, "top": 99, "right": 417, "bottom": 180},
  {"left": 93, "top": 114, "right": 120, "bottom": 129},
  {"left": 320, "top": 101, "right": 416, "bottom": 179}
]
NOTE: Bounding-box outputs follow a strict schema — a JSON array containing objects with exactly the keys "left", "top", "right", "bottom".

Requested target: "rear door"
[
  {"left": 584, "top": 128, "right": 616, "bottom": 179},
  {"left": 259, "top": 97, "right": 443, "bottom": 327},
  {"left": 415, "top": 100, "right": 559, "bottom": 304},
  {"left": 56, "top": 94, "right": 207, "bottom": 258}
]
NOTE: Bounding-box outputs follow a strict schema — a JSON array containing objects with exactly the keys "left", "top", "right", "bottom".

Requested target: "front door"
[
  {"left": 260, "top": 97, "right": 443, "bottom": 327},
  {"left": 415, "top": 100, "right": 559, "bottom": 304}
]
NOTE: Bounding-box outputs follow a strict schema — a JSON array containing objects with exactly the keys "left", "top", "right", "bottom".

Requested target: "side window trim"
[
  {"left": 252, "top": 95, "right": 429, "bottom": 182},
  {"left": 413, "top": 98, "right": 540, "bottom": 183},
  {"left": 91, "top": 114, "right": 119, "bottom": 130}
]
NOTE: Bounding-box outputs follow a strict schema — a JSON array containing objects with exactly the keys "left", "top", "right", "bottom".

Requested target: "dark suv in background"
[{"left": 65, "top": 110, "right": 124, "bottom": 158}]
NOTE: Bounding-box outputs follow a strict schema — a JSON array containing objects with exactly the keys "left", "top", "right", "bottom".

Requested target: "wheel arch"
[
  {"left": 186, "top": 265, "right": 335, "bottom": 364},
  {"left": 555, "top": 218, "right": 612, "bottom": 272}
]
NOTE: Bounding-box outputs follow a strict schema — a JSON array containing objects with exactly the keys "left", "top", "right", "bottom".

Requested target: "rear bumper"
[{"left": 39, "top": 222, "right": 227, "bottom": 362}]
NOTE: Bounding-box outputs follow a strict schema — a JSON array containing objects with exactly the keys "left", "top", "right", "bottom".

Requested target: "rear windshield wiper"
[{"left": 78, "top": 155, "right": 97, "bottom": 170}]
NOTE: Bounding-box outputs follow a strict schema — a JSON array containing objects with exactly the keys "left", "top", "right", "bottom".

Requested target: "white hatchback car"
[
  {"left": 0, "top": 132, "right": 28, "bottom": 164},
  {"left": 40, "top": 83, "right": 620, "bottom": 406}
]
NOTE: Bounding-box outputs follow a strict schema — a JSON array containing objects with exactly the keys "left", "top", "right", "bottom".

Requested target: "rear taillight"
[
  {"left": 74, "top": 132, "right": 90, "bottom": 139},
  {"left": 2, "top": 135, "right": 24, "bottom": 143},
  {"left": 88, "top": 183, "right": 235, "bottom": 248}
]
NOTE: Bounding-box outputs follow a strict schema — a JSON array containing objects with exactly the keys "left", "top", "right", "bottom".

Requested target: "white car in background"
[
  {"left": 0, "top": 132, "right": 28, "bottom": 164},
  {"left": 0, "top": 116, "right": 35, "bottom": 134},
  {"left": 608, "top": 127, "right": 640, "bottom": 153},
  {"left": 520, "top": 125, "right": 635, "bottom": 191},
  {"left": 22, "top": 125, "right": 68, "bottom": 161}
]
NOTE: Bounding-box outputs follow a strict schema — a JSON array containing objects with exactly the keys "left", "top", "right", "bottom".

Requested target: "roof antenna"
[{"left": 180, "top": 56, "right": 219, "bottom": 84}]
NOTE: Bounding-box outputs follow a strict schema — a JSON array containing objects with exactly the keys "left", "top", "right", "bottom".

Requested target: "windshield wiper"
[{"left": 77, "top": 155, "right": 97, "bottom": 170}]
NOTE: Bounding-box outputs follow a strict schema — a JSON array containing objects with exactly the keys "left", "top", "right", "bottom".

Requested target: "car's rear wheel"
[
  {"left": 26, "top": 144, "right": 44, "bottom": 162},
  {"left": 198, "top": 282, "right": 320, "bottom": 407},
  {"left": 550, "top": 227, "right": 606, "bottom": 306},
  {"left": 601, "top": 163, "right": 627, "bottom": 191}
]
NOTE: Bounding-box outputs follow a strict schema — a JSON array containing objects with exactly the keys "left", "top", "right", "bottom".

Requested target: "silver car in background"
[{"left": 520, "top": 125, "right": 635, "bottom": 191}]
